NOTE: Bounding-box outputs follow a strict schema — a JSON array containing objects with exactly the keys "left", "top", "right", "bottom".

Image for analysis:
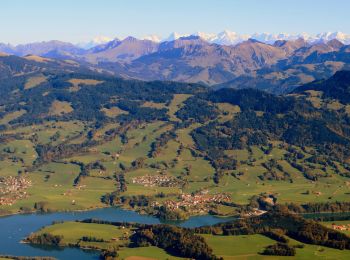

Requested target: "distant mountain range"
[
  {"left": 1, "top": 31, "right": 350, "bottom": 93},
  {"left": 75, "top": 31, "right": 350, "bottom": 48}
]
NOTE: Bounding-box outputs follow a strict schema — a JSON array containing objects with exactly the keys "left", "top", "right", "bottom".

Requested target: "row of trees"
[
  {"left": 148, "top": 131, "right": 177, "bottom": 158},
  {"left": 194, "top": 210, "right": 350, "bottom": 250},
  {"left": 262, "top": 243, "right": 296, "bottom": 256}
]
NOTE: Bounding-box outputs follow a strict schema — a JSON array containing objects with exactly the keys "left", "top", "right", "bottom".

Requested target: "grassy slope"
[
  {"left": 35, "top": 222, "right": 184, "bottom": 259},
  {"left": 0, "top": 94, "right": 350, "bottom": 215},
  {"left": 202, "top": 234, "right": 350, "bottom": 259},
  {"left": 33, "top": 222, "right": 350, "bottom": 259}
]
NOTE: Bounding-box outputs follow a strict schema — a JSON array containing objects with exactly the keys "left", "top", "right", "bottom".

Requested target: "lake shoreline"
[
  {"left": 0, "top": 203, "right": 239, "bottom": 222},
  {"left": 0, "top": 204, "right": 109, "bottom": 219}
]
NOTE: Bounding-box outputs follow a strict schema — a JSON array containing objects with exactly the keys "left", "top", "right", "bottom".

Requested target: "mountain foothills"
[
  {"left": 0, "top": 54, "right": 350, "bottom": 209},
  {"left": 1, "top": 53, "right": 350, "bottom": 259},
  {"left": 1, "top": 33, "right": 350, "bottom": 93}
]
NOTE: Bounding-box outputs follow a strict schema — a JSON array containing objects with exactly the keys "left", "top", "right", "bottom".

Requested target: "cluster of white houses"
[
  {"left": 0, "top": 176, "right": 31, "bottom": 206},
  {"left": 152, "top": 192, "right": 231, "bottom": 214},
  {"left": 132, "top": 174, "right": 181, "bottom": 187}
]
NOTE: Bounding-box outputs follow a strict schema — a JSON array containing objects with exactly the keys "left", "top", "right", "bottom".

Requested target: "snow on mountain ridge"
[
  {"left": 77, "top": 36, "right": 114, "bottom": 49},
  {"left": 142, "top": 35, "right": 162, "bottom": 42},
  {"left": 70, "top": 31, "right": 350, "bottom": 49}
]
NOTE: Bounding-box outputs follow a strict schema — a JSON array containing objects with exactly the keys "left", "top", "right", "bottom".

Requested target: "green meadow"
[
  {"left": 202, "top": 234, "right": 350, "bottom": 259},
  {"left": 0, "top": 94, "right": 349, "bottom": 217}
]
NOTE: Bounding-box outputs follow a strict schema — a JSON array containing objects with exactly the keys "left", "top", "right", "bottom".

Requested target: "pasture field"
[
  {"left": 0, "top": 110, "right": 26, "bottom": 125},
  {"left": 0, "top": 92, "right": 350, "bottom": 217},
  {"left": 201, "top": 234, "right": 276, "bottom": 258},
  {"left": 1, "top": 92, "right": 350, "bottom": 259},
  {"left": 1, "top": 120, "right": 85, "bottom": 145},
  {"left": 0, "top": 139, "right": 37, "bottom": 166},
  {"left": 320, "top": 220, "right": 350, "bottom": 236},
  {"left": 30, "top": 222, "right": 350, "bottom": 260},
  {"left": 217, "top": 102, "right": 241, "bottom": 122},
  {"left": 1, "top": 116, "right": 349, "bottom": 214},
  {"left": 31, "top": 221, "right": 184, "bottom": 259},
  {"left": 117, "top": 246, "right": 184, "bottom": 260},
  {"left": 202, "top": 234, "right": 350, "bottom": 259},
  {"left": 48, "top": 100, "right": 74, "bottom": 116},
  {"left": 35, "top": 221, "right": 131, "bottom": 250},
  {"left": 67, "top": 78, "right": 104, "bottom": 91},
  {"left": 24, "top": 75, "right": 47, "bottom": 89},
  {"left": 167, "top": 94, "right": 192, "bottom": 121},
  {"left": 1, "top": 161, "right": 114, "bottom": 213},
  {"left": 101, "top": 107, "right": 128, "bottom": 117}
]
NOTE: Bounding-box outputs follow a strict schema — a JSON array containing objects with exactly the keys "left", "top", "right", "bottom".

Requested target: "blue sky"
[{"left": 1, "top": 0, "right": 349, "bottom": 44}]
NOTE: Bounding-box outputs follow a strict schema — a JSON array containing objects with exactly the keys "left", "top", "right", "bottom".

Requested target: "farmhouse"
[{"left": 332, "top": 223, "right": 350, "bottom": 231}]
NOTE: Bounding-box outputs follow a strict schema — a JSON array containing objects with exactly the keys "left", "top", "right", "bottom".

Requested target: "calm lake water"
[{"left": 0, "top": 207, "right": 237, "bottom": 260}]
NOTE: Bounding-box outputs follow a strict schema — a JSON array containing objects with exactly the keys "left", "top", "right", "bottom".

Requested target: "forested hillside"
[{"left": 0, "top": 55, "right": 350, "bottom": 223}]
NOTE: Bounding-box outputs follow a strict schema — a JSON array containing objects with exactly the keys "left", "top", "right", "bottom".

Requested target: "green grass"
[
  {"left": 217, "top": 102, "right": 241, "bottom": 122},
  {"left": 201, "top": 234, "right": 276, "bottom": 259},
  {"left": 288, "top": 237, "right": 350, "bottom": 260},
  {"left": 2, "top": 121, "right": 85, "bottom": 145},
  {"left": 175, "top": 123, "right": 201, "bottom": 148},
  {"left": 33, "top": 221, "right": 184, "bottom": 259},
  {"left": 0, "top": 160, "right": 26, "bottom": 177},
  {"left": 1, "top": 119, "right": 350, "bottom": 217},
  {"left": 202, "top": 234, "right": 350, "bottom": 259},
  {"left": 24, "top": 75, "right": 47, "bottom": 90},
  {"left": 167, "top": 94, "right": 192, "bottom": 122},
  {"left": 29, "top": 220, "right": 350, "bottom": 260},
  {"left": 121, "top": 122, "right": 170, "bottom": 160},
  {"left": 118, "top": 246, "right": 185, "bottom": 259},
  {"left": 1, "top": 162, "right": 116, "bottom": 213},
  {"left": 36, "top": 221, "right": 130, "bottom": 250},
  {"left": 101, "top": 107, "right": 128, "bottom": 117},
  {"left": 225, "top": 149, "right": 250, "bottom": 161},
  {"left": 48, "top": 100, "right": 74, "bottom": 116},
  {"left": 0, "top": 110, "right": 26, "bottom": 125},
  {"left": 0, "top": 139, "right": 37, "bottom": 166},
  {"left": 320, "top": 220, "right": 350, "bottom": 236}
]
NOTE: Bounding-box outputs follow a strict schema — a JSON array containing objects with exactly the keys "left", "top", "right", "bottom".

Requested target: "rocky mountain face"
[
  {"left": 1, "top": 36, "right": 350, "bottom": 93},
  {"left": 83, "top": 37, "right": 160, "bottom": 63}
]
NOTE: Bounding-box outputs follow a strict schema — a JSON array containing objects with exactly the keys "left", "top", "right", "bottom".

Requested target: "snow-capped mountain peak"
[
  {"left": 141, "top": 35, "right": 161, "bottom": 42},
  {"left": 213, "top": 30, "right": 250, "bottom": 45},
  {"left": 77, "top": 31, "right": 350, "bottom": 49},
  {"left": 77, "top": 36, "right": 114, "bottom": 49},
  {"left": 192, "top": 31, "right": 217, "bottom": 42},
  {"left": 316, "top": 31, "right": 350, "bottom": 44}
]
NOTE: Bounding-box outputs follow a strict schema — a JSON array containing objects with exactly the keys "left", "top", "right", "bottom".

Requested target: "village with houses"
[
  {"left": 151, "top": 190, "right": 232, "bottom": 214},
  {"left": 132, "top": 174, "right": 183, "bottom": 187},
  {"left": 0, "top": 175, "right": 31, "bottom": 206}
]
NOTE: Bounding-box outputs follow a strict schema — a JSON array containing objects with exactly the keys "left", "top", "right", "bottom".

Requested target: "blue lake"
[{"left": 0, "top": 207, "right": 236, "bottom": 259}]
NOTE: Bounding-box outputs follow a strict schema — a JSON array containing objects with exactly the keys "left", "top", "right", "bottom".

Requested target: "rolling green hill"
[{"left": 0, "top": 56, "right": 350, "bottom": 223}]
